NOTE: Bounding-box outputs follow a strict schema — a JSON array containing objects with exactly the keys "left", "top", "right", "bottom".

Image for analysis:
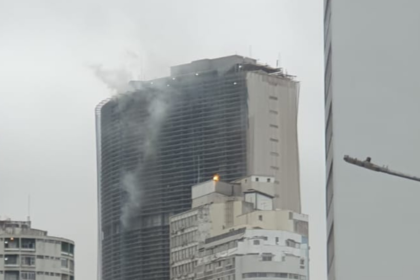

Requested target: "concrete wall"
[
  {"left": 246, "top": 72, "right": 301, "bottom": 213},
  {"left": 235, "top": 210, "right": 294, "bottom": 233},
  {"left": 196, "top": 229, "right": 308, "bottom": 280},
  {"left": 209, "top": 201, "right": 245, "bottom": 237},
  {"left": 325, "top": 0, "right": 420, "bottom": 280},
  {"left": 244, "top": 193, "right": 273, "bottom": 211},
  {"left": 192, "top": 181, "right": 239, "bottom": 204},
  {"left": 236, "top": 230, "right": 308, "bottom": 280},
  {"left": 237, "top": 176, "right": 276, "bottom": 198}
]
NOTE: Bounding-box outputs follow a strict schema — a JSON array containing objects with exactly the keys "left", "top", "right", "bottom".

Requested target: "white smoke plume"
[
  {"left": 91, "top": 52, "right": 172, "bottom": 229},
  {"left": 117, "top": 90, "right": 171, "bottom": 229},
  {"left": 90, "top": 64, "right": 135, "bottom": 94},
  {"left": 89, "top": 50, "right": 143, "bottom": 95}
]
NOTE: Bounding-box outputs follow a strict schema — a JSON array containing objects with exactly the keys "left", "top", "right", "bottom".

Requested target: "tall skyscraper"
[
  {"left": 324, "top": 1, "right": 420, "bottom": 280},
  {"left": 96, "top": 55, "right": 301, "bottom": 280}
]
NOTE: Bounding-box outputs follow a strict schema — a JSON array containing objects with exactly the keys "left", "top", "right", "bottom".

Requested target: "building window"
[
  {"left": 4, "top": 255, "right": 18, "bottom": 265},
  {"left": 258, "top": 215, "right": 263, "bottom": 221},
  {"left": 4, "top": 238, "right": 19, "bottom": 249},
  {"left": 21, "top": 256, "right": 35, "bottom": 266},
  {"left": 286, "top": 239, "right": 299, "bottom": 248},
  {"left": 253, "top": 240, "right": 260, "bottom": 245},
  {"left": 69, "top": 260, "right": 74, "bottom": 271},
  {"left": 275, "top": 237, "right": 279, "bottom": 244},
  {"left": 5, "top": 271, "right": 19, "bottom": 280},
  {"left": 262, "top": 256, "right": 272, "bottom": 261},
  {"left": 21, "top": 272, "right": 35, "bottom": 280},
  {"left": 61, "top": 258, "right": 69, "bottom": 268},
  {"left": 21, "top": 239, "right": 35, "bottom": 250}
]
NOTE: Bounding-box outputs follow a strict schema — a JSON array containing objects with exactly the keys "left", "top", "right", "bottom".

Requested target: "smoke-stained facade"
[{"left": 96, "top": 55, "right": 301, "bottom": 280}]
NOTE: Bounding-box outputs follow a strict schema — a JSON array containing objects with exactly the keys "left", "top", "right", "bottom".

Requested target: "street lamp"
[{"left": 343, "top": 155, "right": 420, "bottom": 183}]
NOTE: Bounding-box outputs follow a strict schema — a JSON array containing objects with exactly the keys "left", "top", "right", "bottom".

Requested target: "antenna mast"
[{"left": 27, "top": 195, "right": 31, "bottom": 222}]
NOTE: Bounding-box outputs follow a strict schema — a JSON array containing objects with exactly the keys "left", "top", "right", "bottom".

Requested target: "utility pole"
[{"left": 343, "top": 155, "right": 420, "bottom": 183}]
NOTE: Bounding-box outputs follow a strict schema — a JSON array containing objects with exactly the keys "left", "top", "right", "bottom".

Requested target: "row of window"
[
  {"left": 2, "top": 238, "right": 35, "bottom": 250},
  {"left": 197, "top": 274, "right": 236, "bottom": 280},
  {"left": 201, "top": 240, "right": 237, "bottom": 256},
  {"left": 251, "top": 238, "right": 301, "bottom": 249},
  {"left": 171, "top": 261, "right": 197, "bottom": 276},
  {"left": 171, "top": 215, "right": 198, "bottom": 232},
  {"left": 243, "top": 273, "right": 306, "bottom": 279},
  {"left": 171, "top": 230, "right": 198, "bottom": 248},
  {"left": 1, "top": 254, "right": 73, "bottom": 270},
  {"left": 1, "top": 238, "right": 74, "bottom": 255},
  {"left": 202, "top": 258, "right": 234, "bottom": 272},
  {"left": 0, "top": 271, "right": 73, "bottom": 280},
  {"left": 171, "top": 245, "right": 197, "bottom": 262}
]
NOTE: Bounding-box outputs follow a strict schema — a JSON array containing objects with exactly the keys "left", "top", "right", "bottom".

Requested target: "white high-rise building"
[
  {"left": 0, "top": 219, "right": 75, "bottom": 280},
  {"left": 169, "top": 176, "right": 309, "bottom": 280},
  {"left": 324, "top": 1, "right": 420, "bottom": 280}
]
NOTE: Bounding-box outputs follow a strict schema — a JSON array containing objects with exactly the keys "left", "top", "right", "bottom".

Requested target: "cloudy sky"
[{"left": 0, "top": 1, "right": 325, "bottom": 279}]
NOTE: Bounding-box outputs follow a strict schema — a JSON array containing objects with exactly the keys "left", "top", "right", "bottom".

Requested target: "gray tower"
[{"left": 96, "top": 55, "right": 301, "bottom": 280}]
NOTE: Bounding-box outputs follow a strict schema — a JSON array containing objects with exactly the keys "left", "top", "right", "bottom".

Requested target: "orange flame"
[{"left": 213, "top": 174, "right": 220, "bottom": 182}]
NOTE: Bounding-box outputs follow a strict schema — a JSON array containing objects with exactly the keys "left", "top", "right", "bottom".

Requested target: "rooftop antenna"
[
  {"left": 27, "top": 195, "right": 31, "bottom": 223},
  {"left": 277, "top": 52, "right": 281, "bottom": 68}
]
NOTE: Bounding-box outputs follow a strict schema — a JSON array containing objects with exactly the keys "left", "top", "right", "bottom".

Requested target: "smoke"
[
  {"left": 120, "top": 172, "right": 141, "bottom": 229},
  {"left": 117, "top": 89, "right": 171, "bottom": 229},
  {"left": 89, "top": 50, "right": 143, "bottom": 95},
  {"left": 90, "top": 53, "right": 172, "bottom": 229},
  {"left": 90, "top": 64, "right": 135, "bottom": 94}
]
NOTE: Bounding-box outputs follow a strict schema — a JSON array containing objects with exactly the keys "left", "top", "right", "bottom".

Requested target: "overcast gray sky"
[{"left": 0, "top": 1, "right": 325, "bottom": 279}]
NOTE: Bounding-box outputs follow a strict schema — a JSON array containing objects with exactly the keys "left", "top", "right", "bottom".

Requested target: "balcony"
[
  {"left": 4, "top": 238, "right": 19, "bottom": 251},
  {"left": 4, "top": 255, "right": 19, "bottom": 267},
  {"left": 21, "top": 238, "right": 36, "bottom": 251}
]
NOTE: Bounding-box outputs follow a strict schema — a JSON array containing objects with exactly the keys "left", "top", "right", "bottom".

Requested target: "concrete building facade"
[
  {"left": 0, "top": 219, "right": 75, "bottom": 280},
  {"left": 96, "top": 55, "right": 301, "bottom": 280},
  {"left": 196, "top": 229, "right": 308, "bottom": 280},
  {"left": 169, "top": 176, "right": 309, "bottom": 280},
  {"left": 324, "top": 1, "right": 420, "bottom": 280}
]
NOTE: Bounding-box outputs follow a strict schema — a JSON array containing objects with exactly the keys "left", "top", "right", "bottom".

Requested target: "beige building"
[
  {"left": 0, "top": 219, "right": 75, "bottom": 280},
  {"left": 169, "top": 176, "right": 309, "bottom": 280}
]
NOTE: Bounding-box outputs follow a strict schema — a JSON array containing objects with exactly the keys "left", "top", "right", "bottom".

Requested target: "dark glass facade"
[{"left": 97, "top": 62, "right": 251, "bottom": 280}]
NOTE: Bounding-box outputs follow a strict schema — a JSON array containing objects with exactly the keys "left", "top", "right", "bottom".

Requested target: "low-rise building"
[
  {"left": 169, "top": 175, "right": 309, "bottom": 280},
  {"left": 0, "top": 219, "right": 75, "bottom": 280}
]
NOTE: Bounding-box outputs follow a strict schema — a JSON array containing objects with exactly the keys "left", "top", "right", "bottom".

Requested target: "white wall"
[
  {"left": 226, "top": 229, "right": 308, "bottom": 280},
  {"left": 246, "top": 72, "right": 301, "bottom": 213},
  {"left": 327, "top": 0, "right": 420, "bottom": 280}
]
